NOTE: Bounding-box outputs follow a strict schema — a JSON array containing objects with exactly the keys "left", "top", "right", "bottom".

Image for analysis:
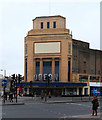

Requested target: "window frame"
[
  {"left": 53, "top": 21, "right": 56, "bottom": 28},
  {"left": 41, "top": 22, "right": 43, "bottom": 29},
  {"left": 47, "top": 22, "right": 50, "bottom": 28}
]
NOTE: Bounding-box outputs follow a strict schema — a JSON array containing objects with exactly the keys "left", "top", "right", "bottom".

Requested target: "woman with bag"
[{"left": 92, "top": 96, "right": 99, "bottom": 116}]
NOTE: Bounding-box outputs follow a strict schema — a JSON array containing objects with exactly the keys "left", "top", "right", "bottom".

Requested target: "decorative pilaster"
[
  {"left": 40, "top": 58, "right": 43, "bottom": 74},
  {"left": 52, "top": 58, "right": 55, "bottom": 82}
]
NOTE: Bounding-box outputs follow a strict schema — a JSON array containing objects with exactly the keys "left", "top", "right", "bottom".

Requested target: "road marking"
[{"left": 66, "top": 103, "right": 91, "bottom": 107}]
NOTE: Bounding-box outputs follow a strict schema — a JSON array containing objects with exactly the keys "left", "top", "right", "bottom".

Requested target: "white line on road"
[{"left": 66, "top": 103, "right": 91, "bottom": 107}]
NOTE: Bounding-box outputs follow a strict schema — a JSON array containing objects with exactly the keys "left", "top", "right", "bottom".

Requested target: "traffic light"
[
  {"left": 18, "top": 74, "right": 22, "bottom": 80},
  {"left": 30, "top": 81, "right": 32, "bottom": 88},
  {"left": 18, "top": 74, "right": 22, "bottom": 83},
  {"left": 11, "top": 74, "right": 15, "bottom": 80}
]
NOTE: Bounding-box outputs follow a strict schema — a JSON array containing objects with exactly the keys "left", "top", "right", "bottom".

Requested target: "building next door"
[{"left": 79, "top": 88, "right": 82, "bottom": 96}]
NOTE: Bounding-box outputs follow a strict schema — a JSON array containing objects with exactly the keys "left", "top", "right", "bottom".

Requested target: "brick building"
[{"left": 23, "top": 15, "right": 102, "bottom": 96}]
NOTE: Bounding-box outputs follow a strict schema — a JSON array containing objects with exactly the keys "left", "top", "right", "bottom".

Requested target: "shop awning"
[{"left": 22, "top": 82, "right": 87, "bottom": 86}]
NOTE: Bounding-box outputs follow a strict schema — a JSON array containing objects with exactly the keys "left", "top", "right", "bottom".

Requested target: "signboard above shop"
[
  {"left": 89, "top": 82, "right": 102, "bottom": 87},
  {"left": 34, "top": 74, "right": 59, "bottom": 81}
]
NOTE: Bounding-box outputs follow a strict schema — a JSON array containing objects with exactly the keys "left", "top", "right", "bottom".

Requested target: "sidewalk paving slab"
[{"left": 0, "top": 102, "right": 24, "bottom": 106}]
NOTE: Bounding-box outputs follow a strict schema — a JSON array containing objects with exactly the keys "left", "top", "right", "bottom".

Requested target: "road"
[{"left": 2, "top": 96, "right": 101, "bottom": 119}]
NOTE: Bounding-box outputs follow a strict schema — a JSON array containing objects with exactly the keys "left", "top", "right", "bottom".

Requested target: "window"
[
  {"left": 83, "top": 70, "right": 86, "bottom": 74},
  {"left": 55, "top": 61, "right": 59, "bottom": 81},
  {"left": 79, "top": 75, "right": 88, "bottom": 82},
  {"left": 68, "top": 42, "right": 71, "bottom": 54},
  {"left": 73, "top": 56, "right": 77, "bottom": 61},
  {"left": 53, "top": 21, "right": 56, "bottom": 28},
  {"left": 68, "top": 59, "right": 71, "bottom": 81},
  {"left": 25, "top": 60, "right": 27, "bottom": 82},
  {"left": 43, "top": 61, "right": 52, "bottom": 74},
  {"left": 47, "top": 22, "right": 50, "bottom": 28},
  {"left": 25, "top": 44, "right": 27, "bottom": 54},
  {"left": 36, "top": 61, "right": 40, "bottom": 74},
  {"left": 41, "top": 22, "right": 43, "bottom": 29}
]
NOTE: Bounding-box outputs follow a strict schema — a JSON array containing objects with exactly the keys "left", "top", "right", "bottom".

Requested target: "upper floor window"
[
  {"left": 47, "top": 22, "right": 50, "bottom": 28},
  {"left": 53, "top": 21, "right": 56, "bottom": 28},
  {"left": 68, "top": 42, "right": 71, "bottom": 54},
  {"left": 25, "top": 44, "right": 27, "bottom": 54},
  {"left": 41, "top": 22, "right": 43, "bottom": 29}
]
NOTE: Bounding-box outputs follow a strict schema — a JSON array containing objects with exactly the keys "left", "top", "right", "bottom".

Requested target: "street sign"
[{"left": 1, "top": 80, "right": 7, "bottom": 86}]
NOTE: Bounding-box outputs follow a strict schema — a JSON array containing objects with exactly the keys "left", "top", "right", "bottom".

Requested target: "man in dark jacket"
[{"left": 92, "top": 96, "right": 99, "bottom": 116}]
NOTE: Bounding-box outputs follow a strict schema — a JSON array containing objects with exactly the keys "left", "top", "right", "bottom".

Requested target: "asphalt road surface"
[{"left": 2, "top": 99, "right": 101, "bottom": 119}]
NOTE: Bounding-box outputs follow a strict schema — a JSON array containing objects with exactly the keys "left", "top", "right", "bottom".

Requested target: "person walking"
[
  {"left": 92, "top": 96, "right": 99, "bottom": 116},
  {"left": 10, "top": 92, "right": 13, "bottom": 102}
]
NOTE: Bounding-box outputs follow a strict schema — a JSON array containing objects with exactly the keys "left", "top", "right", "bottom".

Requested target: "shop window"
[
  {"left": 66, "top": 88, "right": 77, "bottom": 95},
  {"left": 53, "top": 21, "right": 56, "bottom": 28},
  {"left": 41, "top": 22, "right": 43, "bottom": 29},
  {"left": 24, "top": 88, "right": 27, "bottom": 95},
  {"left": 47, "top": 22, "right": 50, "bottom": 28}
]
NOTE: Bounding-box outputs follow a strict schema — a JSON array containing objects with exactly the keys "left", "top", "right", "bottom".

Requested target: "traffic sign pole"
[{"left": 1, "top": 80, "right": 7, "bottom": 103}]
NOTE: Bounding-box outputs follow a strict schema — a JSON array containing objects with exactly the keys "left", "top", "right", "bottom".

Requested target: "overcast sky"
[{"left": 0, "top": 0, "right": 101, "bottom": 76}]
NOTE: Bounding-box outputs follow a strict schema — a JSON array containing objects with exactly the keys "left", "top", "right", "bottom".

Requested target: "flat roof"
[
  {"left": 72, "top": 39, "right": 89, "bottom": 44},
  {"left": 33, "top": 15, "right": 66, "bottom": 21}
]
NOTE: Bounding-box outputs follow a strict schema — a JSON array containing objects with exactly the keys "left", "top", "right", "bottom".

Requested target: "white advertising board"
[
  {"left": 34, "top": 42, "right": 60, "bottom": 54},
  {"left": 89, "top": 82, "right": 102, "bottom": 87}
]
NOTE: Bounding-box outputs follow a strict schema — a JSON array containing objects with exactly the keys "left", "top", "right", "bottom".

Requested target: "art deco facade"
[{"left": 23, "top": 15, "right": 102, "bottom": 96}]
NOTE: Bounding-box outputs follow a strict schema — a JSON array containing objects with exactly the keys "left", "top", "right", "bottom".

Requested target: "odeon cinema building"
[{"left": 23, "top": 15, "right": 102, "bottom": 96}]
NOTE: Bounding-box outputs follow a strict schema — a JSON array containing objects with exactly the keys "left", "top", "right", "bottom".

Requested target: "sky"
[{"left": 0, "top": 0, "right": 101, "bottom": 76}]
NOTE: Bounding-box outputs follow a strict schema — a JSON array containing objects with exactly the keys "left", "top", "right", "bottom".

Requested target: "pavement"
[
  {"left": 58, "top": 113, "right": 102, "bottom": 119},
  {"left": 0, "top": 96, "right": 101, "bottom": 105}
]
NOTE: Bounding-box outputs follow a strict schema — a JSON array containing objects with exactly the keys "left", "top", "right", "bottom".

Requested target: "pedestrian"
[
  {"left": 48, "top": 92, "right": 51, "bottom": 98},
  {"left": 33, "top": 92, "right": 37, "bottom": 100},
  {"left": 41, "top": 92, "right": 44, "bottom": 101},
  {"left": 91, "top": 96, "right": 99, "bottom": 116},
  {"left": 10, "top": 92, "right": 13, "bottom": 102},
  {"left": 5, "top": 92, "right": 7, "bottom": 101}
]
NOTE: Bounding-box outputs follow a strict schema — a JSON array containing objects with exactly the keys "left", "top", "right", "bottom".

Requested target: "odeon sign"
[{"left": 34, "top": 74, "right": 59, "bottom": 81}]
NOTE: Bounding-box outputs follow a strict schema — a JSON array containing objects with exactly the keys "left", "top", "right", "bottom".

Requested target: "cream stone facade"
[{"left": 24, "top": 15, "right": 72, "bottom": 83}]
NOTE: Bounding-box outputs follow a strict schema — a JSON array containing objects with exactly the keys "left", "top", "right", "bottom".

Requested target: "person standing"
[
  {"left": 10, "top": 92, "right": 13, "bottom": 102},
  {"left": 92, "top": 96, "right": 99, "bottom": 116}
]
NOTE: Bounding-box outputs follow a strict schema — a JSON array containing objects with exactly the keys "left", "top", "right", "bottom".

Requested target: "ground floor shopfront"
[
  {"left": 22, "top": 82, "right": 89, "bottom": 96},
  {"left": 89, "top": 82, "right": 102, "bottom": 96}
]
